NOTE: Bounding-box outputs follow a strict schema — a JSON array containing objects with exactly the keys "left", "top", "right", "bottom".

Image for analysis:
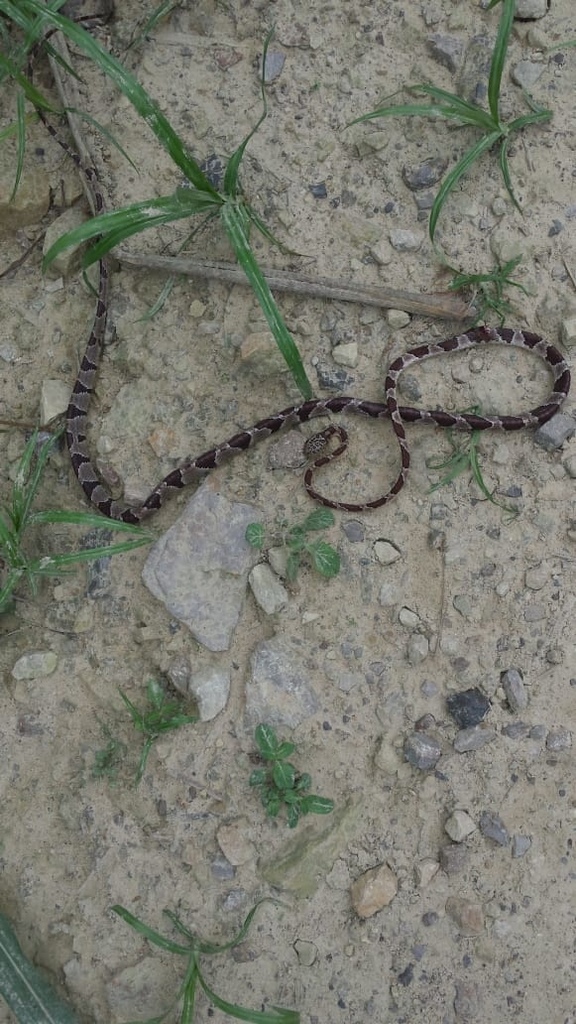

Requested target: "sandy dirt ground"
[{"left": 1, "top": 1, "right": 576, "bottom": 1021}]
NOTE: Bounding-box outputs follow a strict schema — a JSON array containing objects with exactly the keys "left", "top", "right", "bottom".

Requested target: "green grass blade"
[
  {"left": 0, "top": 912, "right": 82, "bottom": 1023},
  {"left": 11, "top": 89, "right": 27, "bottom": 200},
  {"left": 409, "top": 85, "right": 497, "bottom": 130},
  {"left": 223, "top": 25, "right": 274, "bottom": 196},
  {"left": 0, "top": 50, "right": 57, "bottom": 110},
  {"left": 220, "top": 201, "right": 312, "bottom": 398},
  {"left": 23, "top": 0, "right": 220, "bottom": 194},
  {"left": 28, "top": 509, "right": 148, "bottom": 532},
  {"left": 487, "top": 0, "right": 515, "bottom": 123},
  {"left": 429, "top": 130, "right": 501, "bottom": 240},
  {"left": 198, "top": 971, "right": 299, "bottom": 1024},
  {"left": 127, "top": 0, "right": 179, "bottom": 50},
  {"left": 498, "top": 136, "right": 520, "bottom": 211},
  {"left": 111, "top": 906, "right": 191, "bottom": 956},
  {"left": 42, "top": 193, "right": 217, "bottom": 270}
]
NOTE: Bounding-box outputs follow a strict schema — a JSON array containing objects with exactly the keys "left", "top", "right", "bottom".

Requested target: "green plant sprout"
[
  {"left": 0, "top": 431, "right": 150, "bottom": 615},
  {"left": 91, "top": 724, "right": 128, "bottom": 784},
  {"left": 427, "top": 409, "right": 518, "bottom": 517},
  {"left": 246, "top": 509, "right": 341, "bottom": 581},
  {"left": 111, "top": 900, "right": 299, "bottom": 1024},
  {"left": 249, "top": 724, "right": 334, "bottom": 828},
  {"left": 448, "top": 254, "right": 529, "bottom": 324},
  {"left": 119, "top": 678, "right": 198, "bottom": 785},
  {"left": 4, "top": 1, "right": 311, "bottom": 397},
  {"left": 350, "top": 0, "right": 552, "bottom": 241}
]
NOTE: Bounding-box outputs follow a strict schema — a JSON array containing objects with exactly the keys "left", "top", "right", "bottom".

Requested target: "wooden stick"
[{"left": 115, "top": 249, "right": 475, "bottom": 321}]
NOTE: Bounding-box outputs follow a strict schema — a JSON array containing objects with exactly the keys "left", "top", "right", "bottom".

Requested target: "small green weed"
[
  {"left": 448, "top": 255, "right": 529, "bottom": 324},
  {"left": 249, "top": 724, "right": 334, "bottom": 828},
  {"left": 427, "top": 410, "right": 518, "bottom": 517},
  {"left": 92, "top": 725, "right": 127, "bottom": 784},
  {"left": 119, "top": 678, "right": 198, "bottom": 785},
  {"left": 0, "top": 431, "right": 150, "bottom": 616},
  {"left": 350, "top": 0, "right": 552, "bottom": 241},
  {"left": 246, "top": 509, "right": 340, "bottom": 582},
  {"left": 111, "top": 900, "right": 299, "bottom": 1024},
  {"left": 5, "top": 2, "right": 311, "bottom": 397}
]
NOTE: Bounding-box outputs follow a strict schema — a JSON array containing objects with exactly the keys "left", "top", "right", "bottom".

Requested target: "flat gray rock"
[{"left": 142, "top": 481, "right": 258, "bottom": 651}]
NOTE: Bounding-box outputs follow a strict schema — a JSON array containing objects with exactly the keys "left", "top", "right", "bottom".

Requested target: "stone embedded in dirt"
[
  {"left": 534, "top": 413, "right": 576, "bottom": 451},
  {"left": 210, "top": 853, "right": 235, "bottom": 880},
  {"left": 514, "top": 0, "right": 549, "bottom": 18},
  {"left": 389, "top": 228, "right": 424, "bottom": 252},
  {"left": 11, "top": 650, "right": 58, "bottom": 680},
  {"left": 249, "top": 564, "right": 289, "bottom": 615},
  {"left": 188, "top": 667, "right": 231, "bottom": 721},
  {"left": 545, "top": 728, "right": 573, "bottom": 751},
  {"left": 43, "top": 207, "right": 89, "bottom": 277},
  {"left": 404, "top": 732, "right": 442, "bottom": 770},
  {"left": 426, "top": 35, "right": 464, "bottom": 74},
  {"left": 512, "top": 835, "right": 532, "bottom": 858},
  {"left": 216, "top": 819, "right": 255, "bottom": 866},
  {"left": 402, "top": 156, "right": 449, "bottom": 191},
  {"left": 445, "top": 810, "right": 477, "bottom": 843},
  {"left": 502, "top": 721, "right": 530, "bottom": 739},
  {"left": 479, "top": 811, "right": 510, "bottom": 847},
  {"left": 246, "top": 635, "right": 320, "bottom": 729},
  {"left": 293, "top": 939, "right": 318, "bottom": 967},
  {"left": 350, "top": 863, "right": 398, "bottom": 918},
  {"left": 407, "top": 635, "right": 429, "bottom": 666},
  {"left": 373, "top": 539, "right": 402, "bottom": 565},
  {"left": 386, "top": 308, "right": 412, "bottom": 329},
  {"left": 511, "top": 59, "right": 545, "bottom": 89},
  {"left": 104, "top": 956, "right": 169, "bottom": 1021},
  {"left": 445, "top": 897, "right": 485, "bottom": 936},
  {"left": 453, "top": 725, "right": 497, "bottom": 753},
  {"left": 414, "top": 858, "right": 440, "bottom": 887},
  {"left": 142, "top": 483, "right": 258, "bottom": 652},
  {"left": 314, "top": 365, "right": 354, "bottom": 390},
  {"left": 439, "top": 844, "right": 469, "bottom": 876},
  {"left": 446, "top": 687, "right": 491, "bottom": 728},
  {"left": 341, "top": 520, "right": 365, "bottom": 542},
  {"left": 454, "top": 981, "right": 483, "bottom": 1020},
  {"left": 40, "top": 379, "right": 70, "bottom": 423},
  {"left": 500, "top": 667, "right": 528, "bottom": 712}
]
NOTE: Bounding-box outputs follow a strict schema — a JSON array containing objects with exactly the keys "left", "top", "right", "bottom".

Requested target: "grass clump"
[
  {"left": 111, "top": 900, "right": 299, "bottom": 1023},
  {"left": 3, "top": 2, "right": 312, "bottom": 397},
  {"left": 0, "top": 431, "right": 150, "bottom": 616},
  {"left": 119, "top": 678, "right": 198, "bottom": 785},
  {"left": 448, "top": 254, "right": 529, "bottom": 324},
  {"left": 246, "top": 509, "right": 340, "bottom": 582},
  {"left": 249, "top": 723, "right": 334, "bottom": 828},
  {"left": 427, "top": 409, "right": 518, "bottom": 517},
  {"left": 350, "top": 0, "right": 552, "bottom": 241}
]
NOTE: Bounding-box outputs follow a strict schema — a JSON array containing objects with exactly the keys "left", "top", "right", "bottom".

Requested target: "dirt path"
[{"left": 1, "top": 2, "right": 575, "bottom": 1021}]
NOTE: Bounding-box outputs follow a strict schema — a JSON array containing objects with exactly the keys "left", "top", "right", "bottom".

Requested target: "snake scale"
[{"left": 33, "top": 36, "right": 571, "bottom": 525}]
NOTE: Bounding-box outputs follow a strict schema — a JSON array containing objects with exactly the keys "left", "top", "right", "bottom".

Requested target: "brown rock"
[
  {"left": 350, "top": 863, "right": 398, "bottom": 918},
  {"left": 445, "top": 896, "right": 484, "bottom": 935}
]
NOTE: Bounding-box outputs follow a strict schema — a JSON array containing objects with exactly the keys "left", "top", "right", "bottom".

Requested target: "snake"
[{"left": 31, "top": 29, "right": 571, "bottom": 526}]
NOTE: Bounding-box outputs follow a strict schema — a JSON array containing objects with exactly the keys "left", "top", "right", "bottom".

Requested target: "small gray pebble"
[
  {"left": 403, "top": 732, "right": 442, "bottom": 770},
  {"left": 211, "top": 854, "right": 235, "bottom": 880},
  {"left": 341, "top": 520, "right": 365, "bottom": 542},
  {"left": 415, "top": 713, "right": 436, "bottom": 732},
  {"left": 421, "top": 679, "right": 439, "bottom": 697},
  {"left": 512, "top": 835, "right": 532, "bottom": 858},
  {"left": 500, "top": 667, "right": 528, "bottom": 711},
  {"left": 262, "top": 50, "right": 285, "bottom": 83},
  {"left": 534, "top": 413, "right": 576, "bottom": 451},
  {"left": 548, "top": 219, "right": 563, "bottom": 237},
  {"left": 402, "top": 157, "right": 448, "bottom": 191},
  {"left": 398, "top": 373, "right": 423, "bottom": 401},
  {"left": 529, "top": 724, "right": 547, "bottom": 740},
  {"left": 426, "top": 34, "right": 463, "bottom": 73},
  {"left": 314, "top": 365, "right": 354, "bottom": 391},
  {"left": 422, "top": 911, "right": 439, "bottom": 926},
  {"left": 439, "top": 843, "right": 469, "bottom": 875},
  {"left": 479, "top": 810, "right": 510, "bottom": 847},
  {"left": 502, "top": 721, "right": 530, "bottom": 739},
  {"left": 453, "top": 725, "right": 497, "bottom": 753},
  {"left": 546, "top": 728, "right": 572, "bottom": 751}
]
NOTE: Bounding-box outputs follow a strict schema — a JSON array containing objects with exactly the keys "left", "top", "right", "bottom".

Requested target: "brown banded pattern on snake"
[
  {"left": 66, "top": 314, "right": 570, "bottom": 524},
  {"left": 32, "top": 60, "right": 571, "bottom": 524}
]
